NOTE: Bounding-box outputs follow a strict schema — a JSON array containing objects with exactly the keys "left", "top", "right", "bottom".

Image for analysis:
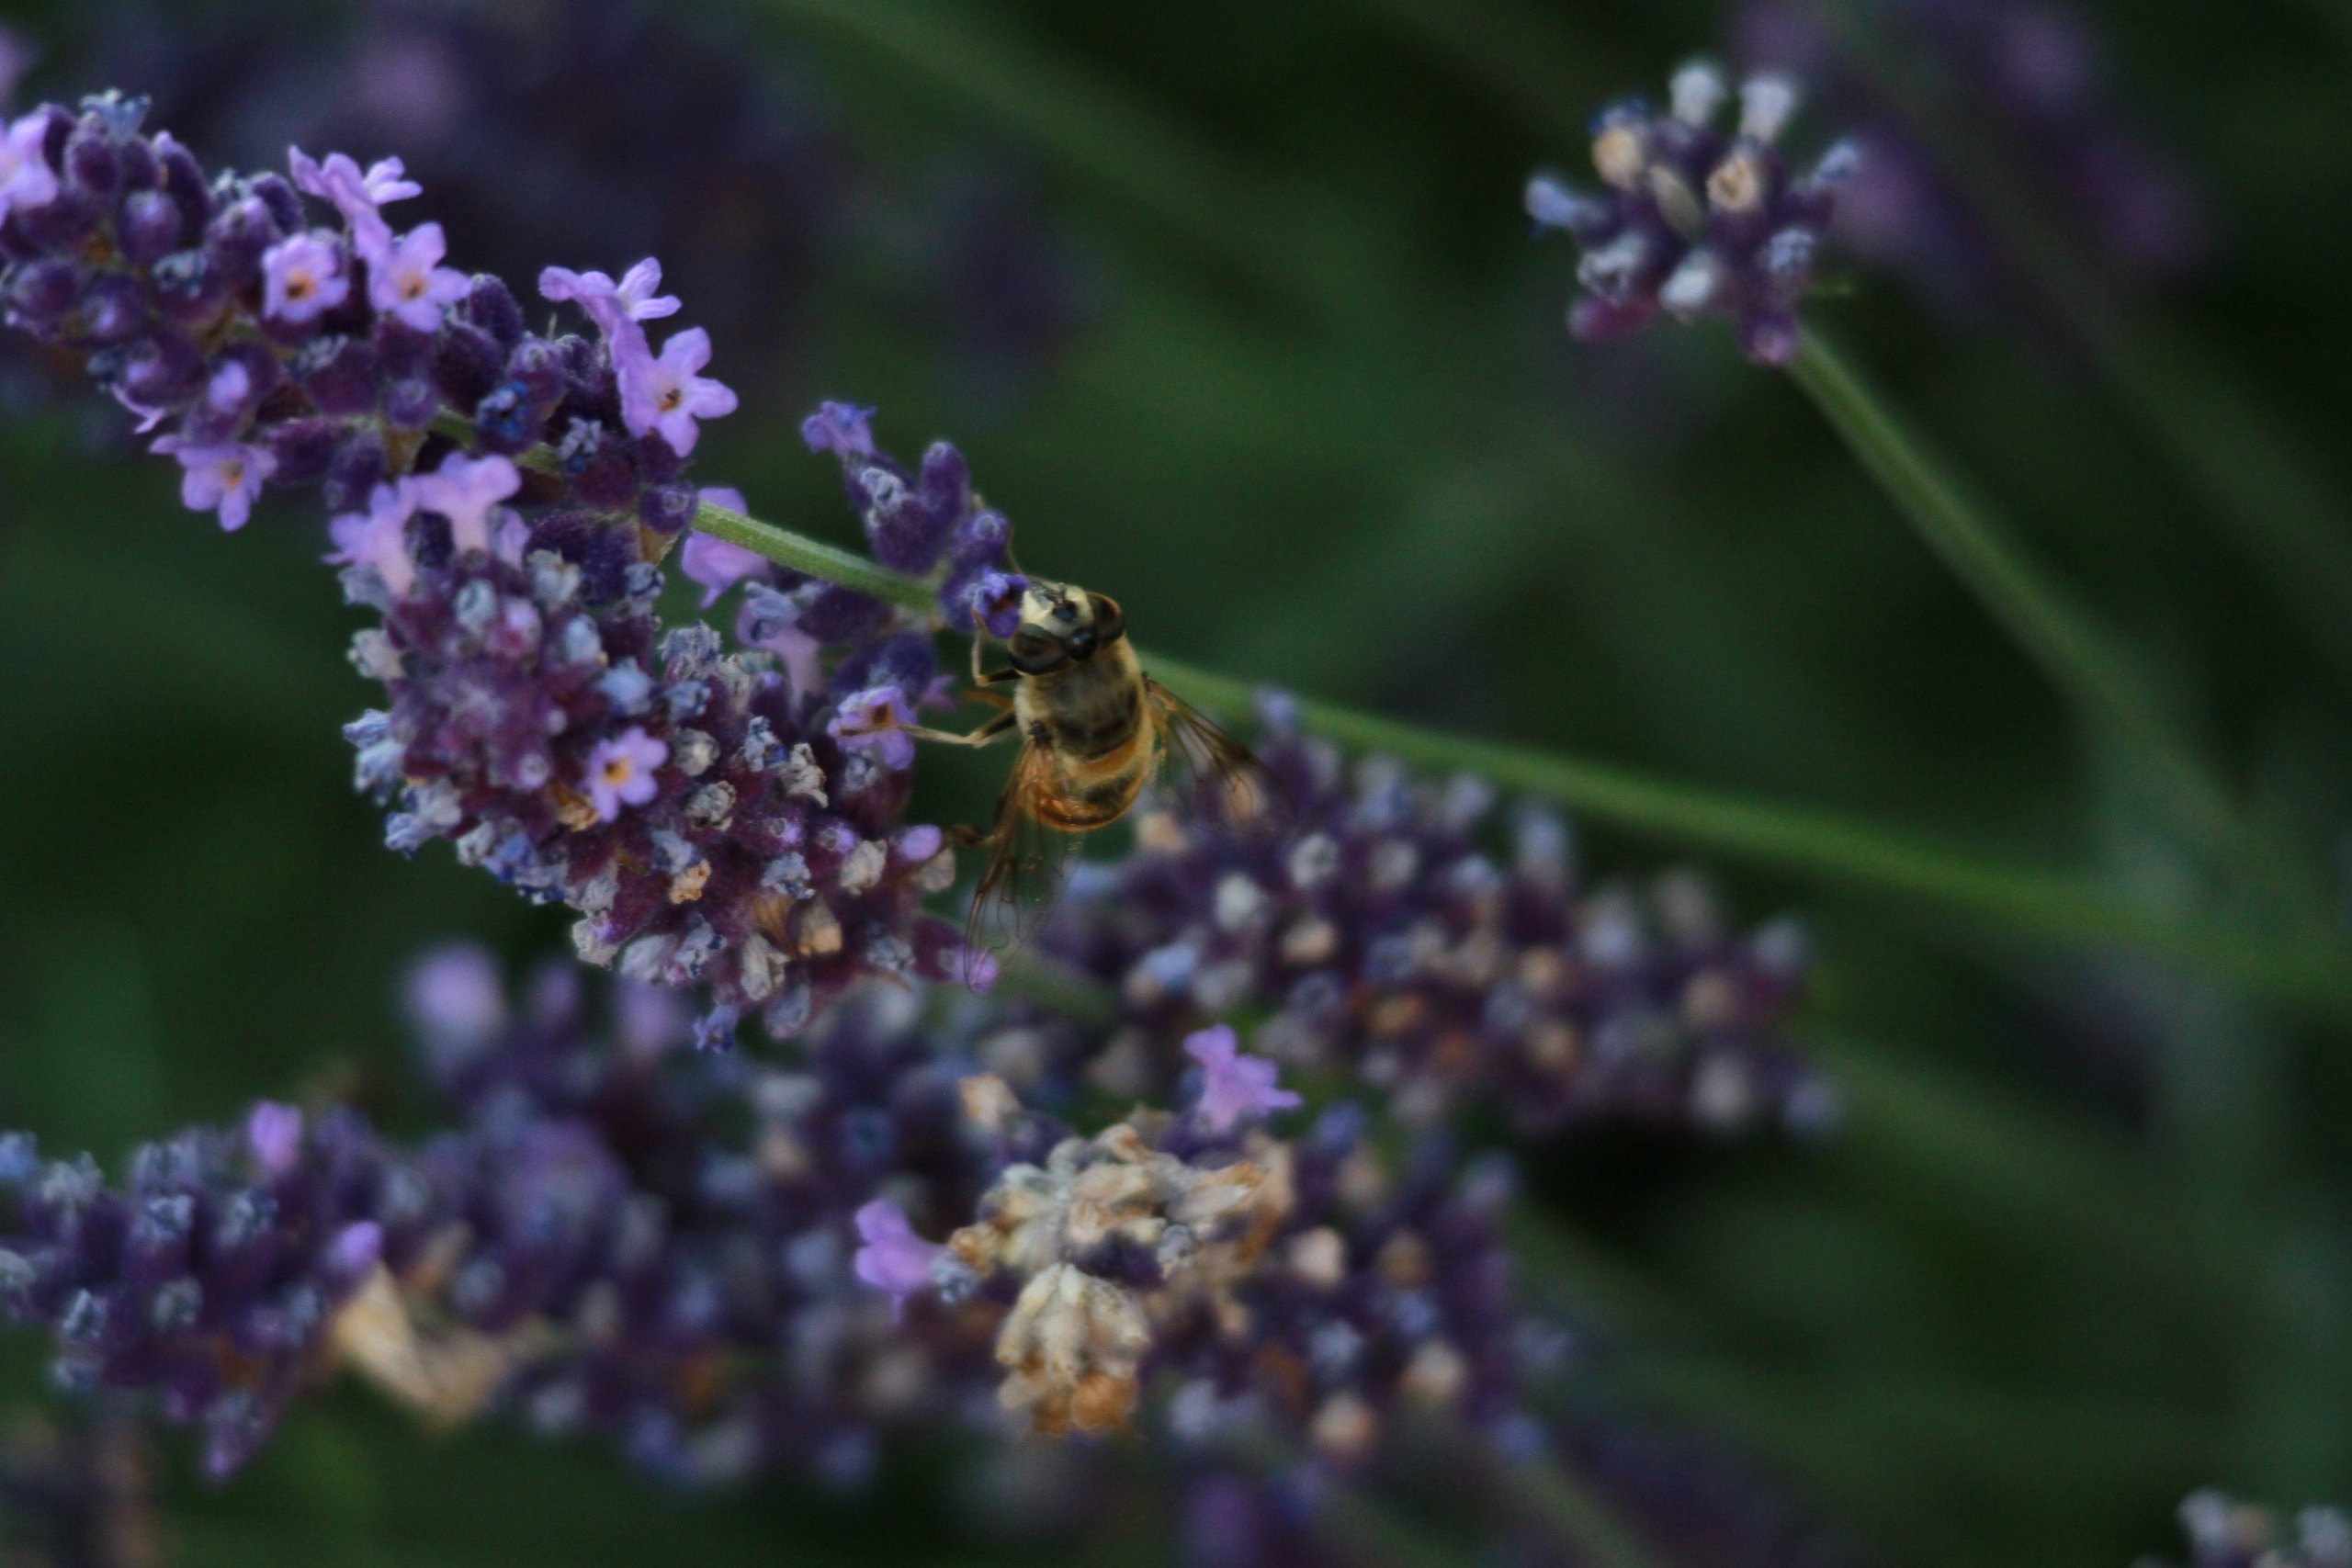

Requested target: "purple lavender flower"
[
  {"left": 1030, "top": 696, "right": 1821, "bottom": 1137},
  {"left": 403, "top": 942, "right": 509, "bottom": 1064},
  {"left": 539, "top": 259, "right": 680, "bottom": 335},
  {"left": 582, "top": 727, "right": 668, "bottom": 822},
  {"left": 851, "top": 1200, "right": 945, "bottom": 1322},
  {"left": 934, "top": 1077, "right": 1539, "bottom": 1461},
  {"left": 364, "top": 221, "right": 469, "bottom": 332},
  {"left": 0, "top": 109, "right": 57, "bottom": 223},
  {"left": 1183, "top": 1025, "right": 1303, "bottom": 1135},
  {"left": 1736, "top": 0, "right": 2206, "bottom": 306},
  {"left": 288, "top": 147, "right": 420, "bottom": 242},
  {"left": 0, "top": 1104, "right": 441, "bottom": 1479},
  {"left": 2159, "top": 1494, "right": 2352, "bottom": 1568},
  {"left": 0, "top": 100, "right": 985, "bottom": 1036},
  {"left": 409, "top": 451, "right": 520, "bottom": 557},
  {"left": 150, "top": 437, "right": 274, "bottom": 532},
  {"left": 260, "top": 231, "right": 349, "bottom": 323},
  {"left": 325, "top": 481, "right": 420, "bottom": 598},
  {"left": 829, "top": 686, "right": 919, "bottom": 772},
  {"left": 1526, "top": 62, "right": 1857, "bottom": 366},
  {"left": 616, "top": 324, "right": 737, "bottom": 456},
  {"left": 798, "top": 403, "right": 1021, "bottom": 632}
]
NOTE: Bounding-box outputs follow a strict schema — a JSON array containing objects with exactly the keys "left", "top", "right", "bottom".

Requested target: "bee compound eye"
[
  {"left": 1009, "top": 627, "right": 1065, "bottom": 671},
  {"left": 1089, "top": 594, "right": 1125, "bottom": 642}
]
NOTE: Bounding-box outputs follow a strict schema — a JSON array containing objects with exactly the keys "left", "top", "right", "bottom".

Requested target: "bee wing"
[
  {"left": 961, "top": 737, "right": 1082, "bottom": 979},
  {"left": 1144, "top": 678, "right": 1285, "bottom": 827}
]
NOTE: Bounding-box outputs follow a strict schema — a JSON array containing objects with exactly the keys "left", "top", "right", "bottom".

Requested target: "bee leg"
[
  {"left": 975, "top": 667, "right": 1022, "bottom": 685},
  {"left": 894, "top": 711, "right": 1020, "bottom": 748},
  {"left": 966, "top": 690, "right": 1015, "bottom": 711}
]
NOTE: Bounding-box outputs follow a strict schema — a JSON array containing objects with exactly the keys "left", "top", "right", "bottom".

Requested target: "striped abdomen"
[{"left": 1018, "top": 643, "right": 1153, "bottom": 831}]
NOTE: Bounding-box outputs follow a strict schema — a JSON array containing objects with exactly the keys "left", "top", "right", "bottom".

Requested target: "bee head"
[{"left": 1009, "top": 583, "right": 1126, "bottom": 673}]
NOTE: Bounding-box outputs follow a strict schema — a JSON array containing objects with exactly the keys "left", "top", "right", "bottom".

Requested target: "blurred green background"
[{"left": 3, "top": 0, "right": 2350, "bottom": 1563}]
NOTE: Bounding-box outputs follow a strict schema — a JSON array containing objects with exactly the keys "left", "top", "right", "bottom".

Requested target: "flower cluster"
[
  {"left": 15, "top": 0, "right": 1092, "bottom": 416},
  {"left": 0, "top": 98, "right": 983, "bottom": 1039},
  {"left": 2154, "top": 1493, "right": 2352, "bottom": 1568},
  {"left": 1525, "top": 60, "right": 1857, "bottom": 366},
  {"left": 0, "top": 953, "right": 1004, "bottom": 1487},
  {"left": 1027, "top": 699, "right": 1821, "bottom": 1136},
  {"left": 0, "top": 1104, "right": 435, "bottom": 1479},
  {"left": 1736, "top": 0, "right": 2204, "bottom": 309},
  {"left": 680, "top": 399, "right": 1024, "bottom": 639},
  {"left": 867, "top": 1026, "right": 1537, "bottom": 1464}
]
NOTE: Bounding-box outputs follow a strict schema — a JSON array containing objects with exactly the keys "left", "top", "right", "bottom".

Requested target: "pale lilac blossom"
[
  {"left": 0, "top": 110, "right": 59, "bottom": 225},
  {"left": 829, "top": 686, "right": 918, "bottom": 771},
  {"left": 327, "top": 482, "right": 422, "bottom": 598},
  {"left": 205, "top": 359, "right": 253, "bottom": 415},
  {"left": 411, "top": 452, "right": 521, "bottom": 556},
  {"left": 365, "top": 221, "right": 469, "bottom": 331},
  {"left": 851, "top": 1200, "right": 944, "bottom": 1323},
  {"left": 537, "top": 259, "right": 680, "bottom": 336},
  {"left": 798, "top": 400, "right": 876, "bottom": 458},
  {"left": 152, "top": 436, "right": 275, "bottom": 531},
  {"left": 582, "top": 727, "right": 668, "bottom": 822},
  {"left": 261, "top": 232, "right": 349, "bottom": 323},
  {"left": 1183, "top": 1025, "right": 1301, "bottom": 1135},
  {"left": 245, "top": 1102, "right": 304, "bottom": 1177},
  {"left": 617, "top": 325, "right": 738, "bottom": 456},
  {"left": 288, "top": 147, "right": 421, "bottom": 241}
]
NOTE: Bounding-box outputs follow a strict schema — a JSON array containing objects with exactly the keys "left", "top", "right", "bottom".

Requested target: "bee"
[{"left": 884, "top": 579, "right": 1275, "bottom": 967}]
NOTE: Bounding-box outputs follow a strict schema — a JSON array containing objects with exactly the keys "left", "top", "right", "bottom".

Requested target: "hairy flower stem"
[
  {"left": 673, "top": 494, "right": 2352, "bottom": 1021},
  {"left": 1787, "top": 328, "right": 2324, "bottom": 926}
]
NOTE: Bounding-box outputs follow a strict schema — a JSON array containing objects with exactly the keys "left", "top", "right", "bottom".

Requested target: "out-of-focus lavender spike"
[
  {"left": 1014, "top": 697, "right": 1821, "bottom": 1138},
  {"left": 1525, "top": 62, "right": 1857, "bottom": 366},
  {"left": 1734, "top": 0, "right": 2208, "bottom": 309}
]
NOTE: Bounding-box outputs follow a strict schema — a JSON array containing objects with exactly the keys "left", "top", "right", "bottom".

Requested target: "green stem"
[
  {"left": 1504, "top": 1461, "right": 1673, "bottom": 1568},
  {"left": 1143, "top": 653, "right": 2352, "bottom": 1021},
  {"left": 693, "top": 497, "right": 937, "bottom": 615},
  {"left": 1809, "top": 0, "right": 2352, "bottom": 692},
  {"left": 1787, "top": 329, "right": 2314, "bottom": 916},
  {"left": 671, "top": 499, "right": 2352, "bottom": 1021}
]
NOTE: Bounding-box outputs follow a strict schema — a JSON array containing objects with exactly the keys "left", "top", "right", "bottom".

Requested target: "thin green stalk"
[
  {"left": 1805, "top": 0, "right": 2352, "bottom": 693},
  {"left": 680, "top": 498, "right": 2352, "bottom": 1020},
  {"left": 1144, "top": 653, "right": 2352, "bottom": 1021},
  {"left": 1787, "top": 329, "right": 2316, "bottom": 916},
  {"left": 1504, "top": 1461, "right": 1673, "bottom": 1568},
  {"left": 693, "top": 497, "right": 936, "bottom": 613}
]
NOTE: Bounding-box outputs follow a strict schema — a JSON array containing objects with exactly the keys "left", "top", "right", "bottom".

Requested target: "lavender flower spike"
[
  {"left": 1526, "top": 59, "right": 1858, "bottom": 365},
  {"left": 851, "top": 1200, "right": 946, "bottom": 1322},
  {"left": 1183, "top": 1025, "right": 1302, "bottom": 1134},
  {"left": 0, "top": 101, "right": 983, "bottom": 1036}
]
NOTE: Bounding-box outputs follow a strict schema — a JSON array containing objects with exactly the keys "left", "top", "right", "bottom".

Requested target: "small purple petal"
[
  {"left": 244, "top": 1102, "right": 304, "bottom": 1177},
  {"left": 1184, "top": 1025, "right": 1303, "bottom": 1135},
  {"left": 851, "top": 1199, "right": 943, "bottom": 1322},
  {"left": 583, "top": 727, "right": 668, "bottom": 822},
  {"left": 798, "top": 400, "right": 876, "bottom": 458}
]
